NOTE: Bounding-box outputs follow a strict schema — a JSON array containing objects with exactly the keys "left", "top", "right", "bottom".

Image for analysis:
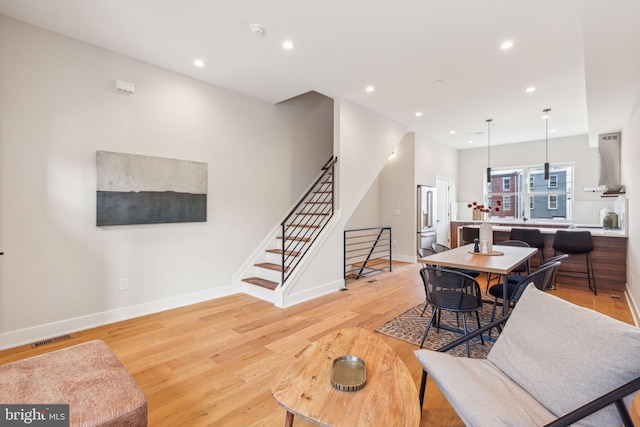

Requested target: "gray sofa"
[{"left": 415, "top": 284, "right": 640, "bottom": 426}]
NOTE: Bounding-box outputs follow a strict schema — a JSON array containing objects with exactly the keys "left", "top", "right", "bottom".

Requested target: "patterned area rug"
[{"left": 375, "top": 301, "right": 496, "bottom": 358}]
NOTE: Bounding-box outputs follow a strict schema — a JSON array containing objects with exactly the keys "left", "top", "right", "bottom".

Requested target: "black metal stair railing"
[
  {"left": 280, "top": 157, "right": 337, "bottom": 285},
  {"left": 344, "top": 227, "right": 392, "bottom": 281}
]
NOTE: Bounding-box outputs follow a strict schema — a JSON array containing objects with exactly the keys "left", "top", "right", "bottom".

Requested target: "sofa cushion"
[
  {"left": 0, "top": 340, "right": 147, "bottom": 426},
  {"left": 414, "top": 350, "right": 556, "bottom": 426},
  {"left": 487, "top": 284, "right": 640, "bottom": 426}
]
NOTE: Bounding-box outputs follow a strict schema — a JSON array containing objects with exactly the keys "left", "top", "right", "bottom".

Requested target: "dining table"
[{"left": 418, "top": 243, "right": 538, "bottom": 315}]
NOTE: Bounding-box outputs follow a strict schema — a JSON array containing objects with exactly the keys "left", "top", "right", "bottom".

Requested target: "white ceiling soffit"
[{"left": 0, "top": 0, "right": 639, "bottom": 150}]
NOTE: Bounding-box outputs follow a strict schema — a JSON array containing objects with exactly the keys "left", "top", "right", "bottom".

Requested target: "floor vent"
[
  {"left": 367, "top": 279, "right": 378, "bottom": 283},
  {"left": 610, "top": 294, "right": 622, "bottom": 300},
  {"left": 31, "top": 334, "right": 72, "bottom": 348}
]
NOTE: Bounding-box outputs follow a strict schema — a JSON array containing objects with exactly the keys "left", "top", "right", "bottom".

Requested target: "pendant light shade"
[
  {"left": 486, "top": 119, "right": 493, "bottom": 184},
  {"left": 543, "top": 109, "right": 551, "bottom": 180}
]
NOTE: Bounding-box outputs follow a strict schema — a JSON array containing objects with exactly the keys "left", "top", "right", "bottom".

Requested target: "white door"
[{"left": 436, "top": 178, "right": 450, "bottom": 246}]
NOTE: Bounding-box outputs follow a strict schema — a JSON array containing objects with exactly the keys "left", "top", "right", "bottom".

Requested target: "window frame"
[{"left": 485, "top": 163, "right": 573, "bottom": 221}]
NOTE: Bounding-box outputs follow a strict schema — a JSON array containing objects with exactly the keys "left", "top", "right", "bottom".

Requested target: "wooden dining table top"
[{"left": 418, "top": 244, "right": 538, "bottom": 275}]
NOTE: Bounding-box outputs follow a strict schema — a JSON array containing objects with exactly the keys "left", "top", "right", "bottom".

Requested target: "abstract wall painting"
[{"left": 96, "top": 151, "right": 207, "bottom": 226}]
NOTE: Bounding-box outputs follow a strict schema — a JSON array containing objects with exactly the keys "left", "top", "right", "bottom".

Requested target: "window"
[
  {"left": 487, "top": 164, "right": 573, "bottom": 220},
  {"left": 502, "top": 177, "right": 511, "bottom": 191},
  {"left": 502, "top": 196, "right": 511, "bottom": 211}
]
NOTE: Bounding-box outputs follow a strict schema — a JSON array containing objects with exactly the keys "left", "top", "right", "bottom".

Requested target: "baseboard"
[
  {"left": 625, "top": 285, "right": 640, "bottom": 327},
  {"left": 393, "top": 254, "right": 416, "bottom": 263},
  {"left": 0, "top": 285, "right": 236, "bottom": 351},
  {"left": 276, "top": 279, "right": 344, "bottom": 309}
]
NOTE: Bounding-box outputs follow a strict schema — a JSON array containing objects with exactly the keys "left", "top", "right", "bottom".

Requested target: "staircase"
[{"left": 241, "top": 157, "right": 337, "bottom": 293}]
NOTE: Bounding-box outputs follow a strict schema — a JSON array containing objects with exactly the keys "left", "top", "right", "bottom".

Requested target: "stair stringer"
[
  {"left": 233, "top": 223, "right": 283, "bottom": 304},
  {"left": 272, "top": 210, "right": 343, "bottom": 308}
]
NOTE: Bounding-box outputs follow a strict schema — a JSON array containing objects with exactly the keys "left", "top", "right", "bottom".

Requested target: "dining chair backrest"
[
  {"left": 511, "top": 261, "right": 562, "bottom": 300},
  {"left": 420, "top": 266, "right": 482, "bottom": 314},
  {"left": 431, "top": 243, "right": 451, "bottom": 253}
]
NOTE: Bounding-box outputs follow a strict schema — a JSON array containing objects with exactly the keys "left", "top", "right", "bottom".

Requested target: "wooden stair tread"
[
  {"left": 351, "top": 258, "right": 390, "bottom": 268},
  {"left": 295, "top": 212, "right": 331, "bottom": 216},
  {"left": 286, "top": 223, "right": 320, "bottom": 229},
  {"left": 242, "top": 277, "right": 278, "bottom": 290},
  {"left": 255, "top": 262, "right": 290, "bottom": 272},
  {"left": 276, "top": 236, "right": 311, "bottom": 242},
  {"left": 266, "top": 249, "right": 301, "bottom": 257}
]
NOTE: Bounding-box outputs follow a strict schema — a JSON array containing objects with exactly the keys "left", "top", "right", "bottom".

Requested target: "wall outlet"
[{"left": 119, "top": 278, "right": 129, "bottom": 291}]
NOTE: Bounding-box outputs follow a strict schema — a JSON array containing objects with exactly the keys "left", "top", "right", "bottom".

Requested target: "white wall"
[
  {"left": 283, "top": 100, "right": 408, "bottom": 303},
  {"left": 456, "top": 134, "right": 609, "bottom": 223},
  {"left": 379, "top": 133, "right": 415, "bottom": 262},
  {"left": 622, "top": 96, "right": 640, "bottom": 320},
  {"left": 348, "top": 131, "right": 459, "bottom": 262},
  {"left": 0, "top": 17, "right": 332, "bottom": 347},
  {"left": 345, "top": 178, "right": 380, "bottom": 230}
]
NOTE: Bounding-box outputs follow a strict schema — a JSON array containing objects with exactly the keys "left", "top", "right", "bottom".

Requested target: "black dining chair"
[
  {"left": 552, "top": 230, "right": 597, "bottom": 295},
  {"left": 419, "top": 266, "right": 484, "bottom": 357},
  {"left": 506, "top": 253, "right": 568, "bottom": 290},
  {"left": 488, "top": 261, "right": 562, "bottom": 327},
  {"left": 430, "top": 243, "right": 480, "bottom": 279},
  {"left": 486, "top": 240, "right": 530, "bottom": 292}
]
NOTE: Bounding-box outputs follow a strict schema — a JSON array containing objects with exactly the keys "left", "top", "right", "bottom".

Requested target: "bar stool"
[
  {"left": 510, "top": 227, "right": 544, "bottom": 265},
  {"left": 552, "top": 230, "right": 597, "bottom": 295}
]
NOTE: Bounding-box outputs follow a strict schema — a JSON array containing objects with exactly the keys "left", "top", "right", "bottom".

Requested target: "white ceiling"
[{"left": 1, "top": 0, "right": 639, "bottom": 149}]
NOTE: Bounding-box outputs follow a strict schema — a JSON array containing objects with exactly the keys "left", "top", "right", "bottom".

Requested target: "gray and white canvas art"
[{"left": 96, "top": 151, "right": 207, "bottom": 226}]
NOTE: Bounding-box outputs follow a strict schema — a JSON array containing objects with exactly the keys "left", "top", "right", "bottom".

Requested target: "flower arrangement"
[{"left": 468, "top": 200, "right": 501, "bottom": 221}]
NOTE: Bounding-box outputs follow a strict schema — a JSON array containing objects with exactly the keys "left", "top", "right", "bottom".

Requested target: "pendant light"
[
  {"left": 543, "top": 108, "right": 551, "bottom": 180},
  {"left": 486, "top": 119, "right": 493, "bottom": 183}
]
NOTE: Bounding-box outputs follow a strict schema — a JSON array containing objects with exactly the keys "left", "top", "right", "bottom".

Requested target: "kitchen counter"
[
  {"left": 449, "top": 220, "right": 628, "bottom": 292},
  {"left": 452, "top": 220, "right": 626, "bottom": 238}
]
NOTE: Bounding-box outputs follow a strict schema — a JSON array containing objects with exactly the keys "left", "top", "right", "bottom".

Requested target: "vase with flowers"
[{"left": 468, "top": 200, "right": 501, "bottom": 253}]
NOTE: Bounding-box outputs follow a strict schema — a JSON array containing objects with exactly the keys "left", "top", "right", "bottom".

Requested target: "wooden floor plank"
[{"left": 0, "top": 261, "right": 636, "bottom": 426}]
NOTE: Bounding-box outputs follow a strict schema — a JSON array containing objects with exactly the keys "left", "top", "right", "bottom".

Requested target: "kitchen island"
[{"left": 450, "top": 221, "right": 627, "bottom": 292}]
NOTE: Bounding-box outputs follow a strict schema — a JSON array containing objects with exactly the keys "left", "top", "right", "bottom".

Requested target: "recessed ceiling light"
[
  {"left": 550, "top": 129, "right": 557, "bottom": 133},
  {"left": 282, "top": 40, "right": 294, "bottom": 50},
  {"left": 435, "top": 80, "right": 444, "bottom": 85},
  {"left": 501, "top": 40, "right": 514, "bottom": 50},
  {"left": 468, "top": 140, "right": 474, "bottom": 144},
  {"left": 365, "top": 86, "right": 375, "bottom": 93},
  {"left": 449, "top": 130, "right": 456, "bottom": 134},
  {"left": 194, "top": 59, "right": 204, "bottom": 67},
  {"left": 526, "top": 87, "right": 536, "bottom": 93},
  {"left": 415, "top": 112, "right": 423, "bottom": 117}
]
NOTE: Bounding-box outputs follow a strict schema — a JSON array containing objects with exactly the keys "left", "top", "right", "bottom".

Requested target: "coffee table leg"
[{"left": 285, "top": 411, "right": 294, "bottom": 427}]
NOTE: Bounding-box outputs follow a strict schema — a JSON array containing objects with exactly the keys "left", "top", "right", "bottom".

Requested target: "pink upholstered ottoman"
[{"left": 0, "top": 340, "right": 147, "bottom": 426}]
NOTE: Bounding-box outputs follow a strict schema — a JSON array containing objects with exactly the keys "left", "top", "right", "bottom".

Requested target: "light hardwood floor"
[{"left": 0, "top": 262, "right": 636, "bottom": 426}]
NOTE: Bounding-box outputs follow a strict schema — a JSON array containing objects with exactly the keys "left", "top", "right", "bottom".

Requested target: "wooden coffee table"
[{"left": 271, "top": 327, "right": 420, "bottom": 427}]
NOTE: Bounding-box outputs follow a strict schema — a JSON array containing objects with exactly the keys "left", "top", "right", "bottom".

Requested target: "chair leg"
[
  {"left": 586, "top": 252, "right": 597, "bottom": 295},
  {"left": 420, "top": 302, "right": 428, "bottom": 317},
  {"left": 488, "top": 297, "right": 498, "bottom": 337},
  {"left": 461, "top": 313, "right": 470, "bottom": 357},
  {"left": 474, "top": 310, "right": 484, "bottom": 345},
  {"left": 420, "top": 308, "right": 438, "bottom": 348},
  {"left": 419, "top": 370, "right": 428, "bottom": 409}
]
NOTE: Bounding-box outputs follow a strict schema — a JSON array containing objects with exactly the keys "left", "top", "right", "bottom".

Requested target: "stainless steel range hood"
[{"left": 598, "top": 132, "right": 621, "bottom": 186}]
